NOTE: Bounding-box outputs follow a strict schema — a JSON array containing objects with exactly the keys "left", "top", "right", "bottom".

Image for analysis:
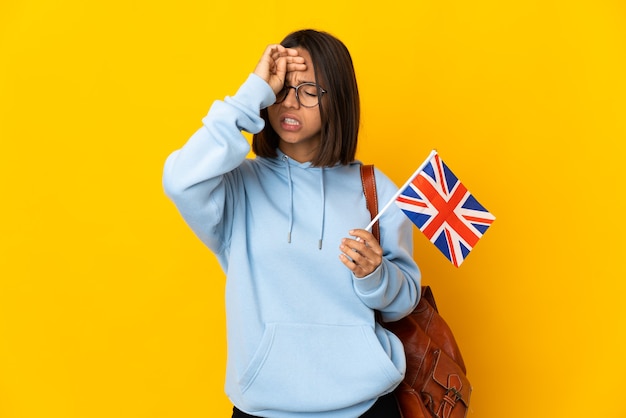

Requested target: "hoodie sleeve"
[
  {"left": 162, "top": 74, "right": 275, "bottom": 254},
  {"left": 352, "top": 168, "right": 422, "bottom": 322}
]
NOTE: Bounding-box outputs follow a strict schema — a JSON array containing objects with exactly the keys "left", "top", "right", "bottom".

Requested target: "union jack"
[{"left": 395, "top": 152, "right": 495, "bottom": 267}]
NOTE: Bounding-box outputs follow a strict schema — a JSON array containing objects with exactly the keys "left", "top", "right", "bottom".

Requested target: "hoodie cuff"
[{"left": 352, "top": 263, "right": 384, "bottom": 294}]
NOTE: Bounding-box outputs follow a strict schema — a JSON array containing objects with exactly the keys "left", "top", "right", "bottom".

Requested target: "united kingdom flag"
[{"left": 395, "top": 151, "right": 495, "bottom": 267}]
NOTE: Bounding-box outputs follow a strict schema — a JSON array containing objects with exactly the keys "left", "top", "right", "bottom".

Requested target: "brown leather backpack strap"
[
  {"left": 360, "top": 164, "right": 380, "bottom": 242},
  {"left": 421, "top": 285, "right": 438, "bottom": 313}
]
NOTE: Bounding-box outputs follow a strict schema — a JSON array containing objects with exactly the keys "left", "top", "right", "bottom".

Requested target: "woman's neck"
[{"left": 278, "top": 142, "right": 319, "bottom": 163}]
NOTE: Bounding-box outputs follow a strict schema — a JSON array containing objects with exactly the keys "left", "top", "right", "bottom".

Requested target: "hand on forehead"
[{"left": 286, "top": 48, "right": 315, "bottom": 84}]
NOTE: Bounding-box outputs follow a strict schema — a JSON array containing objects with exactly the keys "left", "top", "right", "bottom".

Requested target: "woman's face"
[{"left": 268, "top": 48, "right": 323, "bottom": 163}]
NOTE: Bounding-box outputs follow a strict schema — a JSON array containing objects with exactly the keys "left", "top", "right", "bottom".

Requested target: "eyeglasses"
[{"left": 275, "top": 82, "right": 327, "bottom": 108}]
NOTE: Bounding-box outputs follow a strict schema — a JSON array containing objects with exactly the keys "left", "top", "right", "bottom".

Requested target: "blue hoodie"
[{"left": 163, "top": 74, "right": 421, "bottom": 417}]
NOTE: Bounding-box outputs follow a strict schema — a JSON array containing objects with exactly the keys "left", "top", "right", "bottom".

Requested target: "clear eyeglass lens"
[{"left": 298, "top": 83, "right": 320, "bottom": 107}]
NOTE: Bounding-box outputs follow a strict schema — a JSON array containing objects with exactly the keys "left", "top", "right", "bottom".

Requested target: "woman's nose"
[{"left": 282, "top": 87, "right": 300, "bottom": 108}]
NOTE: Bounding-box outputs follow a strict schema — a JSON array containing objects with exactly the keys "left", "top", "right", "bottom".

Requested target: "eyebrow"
[{"left": 288, "top": 78, "right": 316, "bottom": 86}]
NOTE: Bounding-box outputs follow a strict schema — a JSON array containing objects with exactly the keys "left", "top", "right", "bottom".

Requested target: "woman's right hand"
[{"left": 253, "top": 44, "right": 306, "bottom": 95}]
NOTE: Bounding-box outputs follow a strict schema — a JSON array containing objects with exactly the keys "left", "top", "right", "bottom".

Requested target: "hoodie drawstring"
[
  {"left": 283, "top": 155, "right": 294, "bottom": 244},
  {"left": 318, "top": 168, "right": 325, "bottom": 250},
  {"left": 282, "top": 156, "right": 326, "bottom": 250}
]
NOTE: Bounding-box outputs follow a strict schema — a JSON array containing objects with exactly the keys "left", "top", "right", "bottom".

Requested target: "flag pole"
[{"left": 364, "top": 149, "right": 438, "bottom": 232}]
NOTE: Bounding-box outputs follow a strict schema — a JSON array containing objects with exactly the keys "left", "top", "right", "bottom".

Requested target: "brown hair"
[{"left": 252, "top": 29, "right": 360, "bottom": 167}]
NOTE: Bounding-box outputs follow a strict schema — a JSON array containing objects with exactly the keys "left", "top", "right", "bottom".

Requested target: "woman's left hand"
[{"left": 339, "top": 229, "right": 383, "bottom": 278}]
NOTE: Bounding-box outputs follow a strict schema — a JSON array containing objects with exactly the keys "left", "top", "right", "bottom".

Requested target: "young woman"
[{"left": 163, "top": 29, "right": 421, "bottom": 418}]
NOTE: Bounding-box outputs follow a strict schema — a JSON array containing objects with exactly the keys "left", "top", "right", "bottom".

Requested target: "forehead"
[{"left": 286, "top": 47, "right": 316, "bottom": 84}]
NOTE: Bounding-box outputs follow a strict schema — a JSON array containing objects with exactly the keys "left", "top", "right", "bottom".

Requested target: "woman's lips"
[{"left": 281, "top": 116, "right": 301, "bottom": 131}]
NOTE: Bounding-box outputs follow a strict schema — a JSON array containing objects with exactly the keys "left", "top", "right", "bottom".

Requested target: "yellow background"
[{"left": 2, "top": 0, "right": 625, "bottom": 417}]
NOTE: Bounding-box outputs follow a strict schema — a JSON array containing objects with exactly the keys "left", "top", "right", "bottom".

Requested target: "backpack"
[{"left": 361, "top": 164, "right": 472, "bottom": 418}]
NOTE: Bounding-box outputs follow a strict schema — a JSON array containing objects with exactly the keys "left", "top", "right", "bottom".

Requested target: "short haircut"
[{"left": 252, "top": 29, "right": 360, "bottom": 167}]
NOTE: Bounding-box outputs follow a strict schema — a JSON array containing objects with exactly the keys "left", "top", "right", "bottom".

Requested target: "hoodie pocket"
[{"left": 239, "top": 322, "right": 403, "bottom": 412}]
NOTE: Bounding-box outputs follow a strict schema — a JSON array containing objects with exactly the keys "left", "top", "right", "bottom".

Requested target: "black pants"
[{"left": 231, "top": 392, "right": 400, "bottom": 418}]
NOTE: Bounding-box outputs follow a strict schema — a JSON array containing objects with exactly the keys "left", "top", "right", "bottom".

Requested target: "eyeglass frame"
[{"left": 274, "top": 82, "right": 328, "bottom": 108}]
